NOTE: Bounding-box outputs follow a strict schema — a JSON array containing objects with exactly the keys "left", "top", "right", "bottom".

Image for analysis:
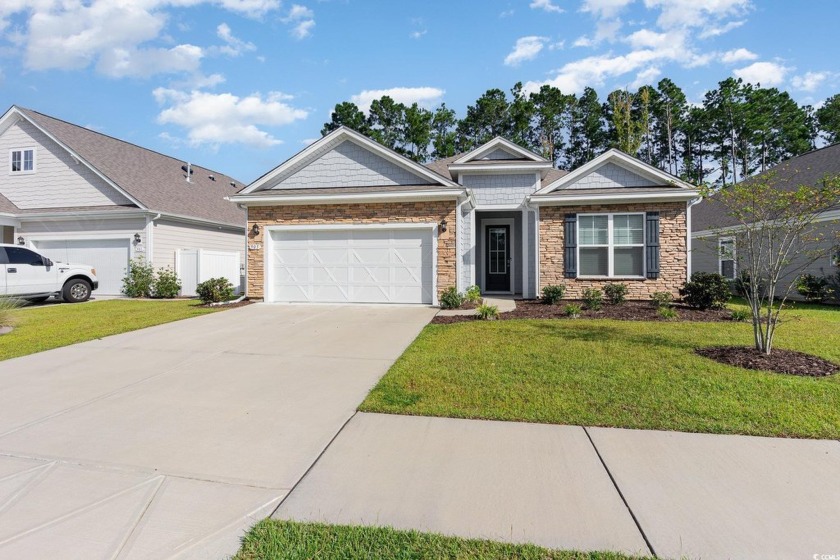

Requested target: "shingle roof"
[
  {"left": 425, "top": 153, "right": 569, "bottom": 187},
  {"left": 0, "top": 192, "right": 19, "bottom": 214},
  {"left": 16, "top": 107, "right": 245, "bottom": 227},
  {"left": 236, "top": 185, "right": 459, "bottom": 198},
  {"left": 531, "top": 186, "right": 687, "bottom": 198},
  {"left": 692, "top": 143, "right": 840, "bottom": 232}
]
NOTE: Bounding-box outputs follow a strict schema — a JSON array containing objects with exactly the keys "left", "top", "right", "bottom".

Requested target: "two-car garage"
[{"left": 268, "top": 226, "right": 436, "bottom": 305}]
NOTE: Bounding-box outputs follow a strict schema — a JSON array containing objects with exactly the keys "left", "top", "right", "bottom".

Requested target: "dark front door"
[{"left": 485, "top": 225, "right": 510, "bottom": 292}]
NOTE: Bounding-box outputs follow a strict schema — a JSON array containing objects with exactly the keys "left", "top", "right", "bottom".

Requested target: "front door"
[{"left": 485, "top": 225, "right": 510, "bottom": 292}]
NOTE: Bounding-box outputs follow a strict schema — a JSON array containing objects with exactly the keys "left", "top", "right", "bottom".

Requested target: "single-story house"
[
  {"left": 691, "top": 144, "right": 840, "bottom": 288},
  {"left": 0, "top": 105, "right": 247, "bottom": 295},
  {"left": 230, "top": 127, "right": 700, "bottom": 305}
]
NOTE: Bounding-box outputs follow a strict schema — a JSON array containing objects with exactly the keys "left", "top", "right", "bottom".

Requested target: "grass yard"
[
  {"left": 361, "top": 301, "right": 840, "bottom": 439},
  {"left": 234, "top": 520, "right": 647, "bottom": 560},
  {"left": 0, "top": 299, "right": 222, "bottom": 361}
]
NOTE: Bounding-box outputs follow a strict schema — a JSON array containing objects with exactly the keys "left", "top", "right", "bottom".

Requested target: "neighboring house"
[
  {"left": 0, "top": 106, "right": 246, "bottom": 295},
  {"left": 691, "top": 144, "right": 840, "bottom": 288},
  {"left": 231, "top": 127, "right": 700, "bottom": 305}
]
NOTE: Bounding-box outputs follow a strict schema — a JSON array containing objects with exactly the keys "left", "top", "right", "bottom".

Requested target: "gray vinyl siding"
[
  {"left": 460, "top": 208, "right": 473, "bottom": 290},
  {"left": 566, "top": 162, "right": 656, "bottom": 189},
  {"left": 0, "top": 120, "right": 132, "bottom": 209},
  {"left": 691, "top": 236, "right": 721, "bottom": 276},
  {"left": 269, "top": 139, "right": 433, "bottom": 189},
  {"left": 461, "top": 173, "right": 536, "bottom": 206},
  {"left": 151, "top": 219, "right": 245, "bottom": 271},
  {"left": 480, "top": 148, "right": 519, "bottom": 160}
]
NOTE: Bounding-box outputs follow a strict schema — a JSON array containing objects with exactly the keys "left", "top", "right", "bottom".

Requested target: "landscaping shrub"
[
  {"left": 679, "top": 272, "right": 731, "bottom": 310},
  {"left": 658, "top": 306, "right": 679, "bottom": 320},
  {"left": 541, "top": 284, "right": 565, "bottom": 305},
  {"left": 564, "top": 303, "right": 582, "bottom": 318},
  {"left": 439, "top": 287, "right": 465, "bottom": 309},
  {"left": 582, "top": 288, "right": 603, "bottom": 310},
  {"left": 827, "top": 271, "right": 840, "bottom": 303},
  {"left": 122, "top": 258, "right": 155, "bottom": 298},
  {"left": 796, "top": 273, "right": 830, "bottom": 303},
  {"left": 603, "top": 283, "right": 628, "bottom": 305},
  {"left": 730, "top": 309, "right": 750, "bottom": 322},
  {"left": 475, "top": 303, "right": 500, "bottom": 320},
  {"left": 465, "top": 285, "right": 482, "bottom": 304},
  {"left": 196, "top": 277, "right": 235, "bottom": 304},
  {"left": 650, "top": 291, "right": 674, "bottom": 308},
  {"left": 152, "top": 267, "right": 182, "bottom": 299}
]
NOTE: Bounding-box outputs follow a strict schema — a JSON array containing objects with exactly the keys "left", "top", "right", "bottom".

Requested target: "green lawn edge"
[{"left": 234, "top": 519, "right": 649, "bottom": 560}]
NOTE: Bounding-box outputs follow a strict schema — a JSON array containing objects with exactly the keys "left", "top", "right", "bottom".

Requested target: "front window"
[
  {"left": 719, "top": 238, "right": 736, "bottom": 279},
  {"left": 578, "top": 213, "right": 644, "bottom": 277},
  {"left": 10, "top": 149, "right": 35, "bottom": 173}
]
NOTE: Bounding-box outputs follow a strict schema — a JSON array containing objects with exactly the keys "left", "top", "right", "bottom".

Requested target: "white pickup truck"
[{"left": 0, "top": 243, "right": 99, "bottom": 303}]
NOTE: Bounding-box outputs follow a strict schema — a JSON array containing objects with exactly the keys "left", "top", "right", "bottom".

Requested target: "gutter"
[
  {"left": 228, "top": 188, "right": 467, "bottom": 206},
  {"left": 527, "top": 190, "right": 701, "bottom": 206}
]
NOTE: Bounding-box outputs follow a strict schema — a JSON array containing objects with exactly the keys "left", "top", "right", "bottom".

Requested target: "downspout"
[
  {"left": 455, "top": 189, "right": 476, "bottom": 293},
  {"left": 686, "top": 197, "right": 702, "bottom": 281}
]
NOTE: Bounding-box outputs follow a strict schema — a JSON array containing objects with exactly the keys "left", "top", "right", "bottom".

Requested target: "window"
[
  {"left": 10, "top": 149, "right": 35, "bottom": 173},
  {"left": 4, "top": 247, "right": 46, "bottom": 266},
  {"left": 719, "top": 238, "right": 736, "bottom": 279},
  {"left": 578, "top": 213, "right": 644, "bottom": 277}
]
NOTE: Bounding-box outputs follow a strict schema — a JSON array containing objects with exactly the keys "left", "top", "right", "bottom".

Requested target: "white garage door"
[
  {"left": 270, "top": 227, "right": 434, "bottom": 304},
  {"left": 34, "top": 238, "right": 130, "bottom": 295}
]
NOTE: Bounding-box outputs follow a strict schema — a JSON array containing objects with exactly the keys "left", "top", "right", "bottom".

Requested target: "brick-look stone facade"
[
  {"left": 539, "top": 202, "right": 687, "bottom": 299},
  {"left": 246, "top": 201, "right": 457, "bottom": 300}
]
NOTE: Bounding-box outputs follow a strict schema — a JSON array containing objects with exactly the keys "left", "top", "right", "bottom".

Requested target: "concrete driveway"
[{"left": 0, "top": 304, "right": 435, "bottom": 559}]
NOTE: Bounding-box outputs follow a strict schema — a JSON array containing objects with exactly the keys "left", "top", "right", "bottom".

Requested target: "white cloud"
[
  {"left": 631, "top": 66, "right": 661, "bottom": 88},
  {"left": 733, "top": 61, "right": 790, "bottom": 86},
  {"left": 214, "top": 23, "right": 256, "bottom": 57},
  {"left": 791, "top": 71, "right": 829, "bottom": 92},
  {"left": 698, "top": 19, "right": 744, "bottom": 38},
  {"left": 581, "top": 0, "right": 634, "bottom": 18},
  {"left": 282, "top": 4, "right": 315, "bottom": 39},
  {"left": 154, "top": 89, "right": 309, "bottom": 147},
  {"left": 410, "top": 29, "right": 427, "bottom": 39},
  {"left": 350, "top": 87, "right": 445, "bottom": 113},
  {"left": 98, "top": 44, "right": 204, "bottom": 78},
  {"left": 529, "top": 0, "right": 563, "bottom": 13},
  {"left": 720, "top": 47, "right": 757, "bottom": 64},
  {"left": 499, "top": 9, "right": 515, "bottom": 17},
  {"left": 214, "top": 0, "right": 281, "bottom": 17},
  {"left": 644, "top": 0, "right": 751, "bottom": 31},
  {"left": 504, "top": 36, "right": 548, "bottom": 67}
]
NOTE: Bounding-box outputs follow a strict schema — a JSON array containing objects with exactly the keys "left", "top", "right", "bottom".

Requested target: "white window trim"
[
  {"left": 577, "top": 212, "right": 646, "bottom": 279},
  {"left": 9, "top": 147, "right": 36, "bottom": 175},
  {"left": 719, "top": 236, "right": 736, "bottom": 279}
]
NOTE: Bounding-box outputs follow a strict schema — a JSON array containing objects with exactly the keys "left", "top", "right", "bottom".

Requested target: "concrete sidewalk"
[{"left": 274, "top": 412, "right": 840, "bottom": 560}]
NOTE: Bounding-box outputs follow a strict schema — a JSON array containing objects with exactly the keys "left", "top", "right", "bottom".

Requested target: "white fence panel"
[{"left": 177, "top": 249, "right": 241, "bottom": 297}]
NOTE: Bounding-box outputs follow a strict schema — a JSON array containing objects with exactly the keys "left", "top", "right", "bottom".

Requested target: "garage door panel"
[
  {"left": 34, "top": 238, "right": 129, "bottom": 295},
  {"left": 270, "top": 228, "right": 434, "bottom": 304}
]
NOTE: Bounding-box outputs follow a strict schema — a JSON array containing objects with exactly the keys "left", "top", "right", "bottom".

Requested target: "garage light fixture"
[
  {"left": 134, "top": 232, "right": 141, "bottom": 243},
  {"left": 251, "top": 223, "right": 260, "bottom": 236},
  {"left": 440, "top": 219, "right": 447, "bottom": 233},
  {"left": 17, "top": 236, "right": 24, "bottom": 245}
]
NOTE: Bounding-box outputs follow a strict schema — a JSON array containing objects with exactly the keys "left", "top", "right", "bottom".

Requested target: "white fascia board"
[
  {"left": 11, "top": 108, "right": 148, "bottom": 210},
  {"left": 535, "top": 149, "right": 696, "bottom": 195},
  {"left": 0, "top": 214, "right": 20, "bottom": 227},
  {"left": 151, "top": 211, "right": 245, "bottom": 231},
  {"left": 528, "top": 190, "right": 700, "bottom": 206},
  {"left": 229, "top": 189, "right": 467, "bottom": 206},
  {"left": 448, "top": 162, "right": 552, "bottom": 175},
  {"left": 242, "top": 127, "right": 459, "bottom": 194},
  {"left": 453, "top": 137, "right": 547, "bottom": 164}
]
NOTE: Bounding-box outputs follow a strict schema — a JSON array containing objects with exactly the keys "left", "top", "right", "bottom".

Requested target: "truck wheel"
[{"left": 62, "top": 279, "right": 92, "bottom": 303}]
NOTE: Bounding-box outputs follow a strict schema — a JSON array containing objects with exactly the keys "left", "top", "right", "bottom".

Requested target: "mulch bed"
[
  {"left": 431, "top": 299, "right": 733, "bottom": 325},
  {"left": 696, "top": 346, "right": 839, "bottom": 377}
]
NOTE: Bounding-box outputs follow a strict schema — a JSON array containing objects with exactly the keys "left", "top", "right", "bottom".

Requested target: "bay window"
[{"left": 578, "top": 213, "right": 645, "bottom": 277}]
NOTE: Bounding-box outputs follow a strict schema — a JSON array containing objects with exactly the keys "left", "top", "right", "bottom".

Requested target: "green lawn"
[
  {"left": 234, "top": 520, "right": 647, "bottom": 560},
  {"left": 360, "top": 302, "right": 840, "bottom": 439},
  {"left": 0, "top": 299, "right": 221, "bottom": 361}
]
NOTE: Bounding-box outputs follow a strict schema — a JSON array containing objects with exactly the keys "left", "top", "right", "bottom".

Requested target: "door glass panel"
[
  {"left": 579, "top": 247, "right": 608, "bottom": 276},
  {"left": 489, "top": 227, "right": 507, "bottom": 274}
]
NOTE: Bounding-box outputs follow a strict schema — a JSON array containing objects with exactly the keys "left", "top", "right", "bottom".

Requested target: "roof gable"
[{"left": 453, "top": 137, "right": 547, "bottom": 164}]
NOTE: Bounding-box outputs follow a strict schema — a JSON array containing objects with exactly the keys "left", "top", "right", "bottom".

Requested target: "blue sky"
[{"left": 1, "top": 0, "right": 838, "bottom": 183}]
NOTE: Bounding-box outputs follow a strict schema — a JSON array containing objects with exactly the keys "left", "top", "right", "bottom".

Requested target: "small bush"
[
  {"left": 152, "top": 267, "right": 182, "bottom": 299},
  {"left": 475, "top": 303, "right": 500, "bottom": 320},
  {"left": 650, "top": 291, "right": 674, "bottom": 308},
  {"left": 541, "top": 284, "right": 565, "bottom": 305},
  {"left": 465, "top": 285, "right": 482, "bottom": 304},
  {"left": 679, "top": 272, "right": 731, "bottom": 310},
  {"left": 603, "top": 283, "right": 628, "bottom": 305},
  {"left": 564, "top": 303, "right": 582, "bottom": 318},
  {"left": 196, "top": 277, "right": 235, "bottom": 304},
  {"left": 796, "top": 274, "right": 829, "bottom": 303},
  {"left": 582, "top": 288, "right": 603, "bottom": 310},
  {"left": 439, "top": 287, "right": 465, "bottom": 309},
  {"left": 730, "top": 309, "right": 750, "bottom": 322},
  {"left": 658, "top": 306, "right": 679, "bottom": 320},
  {"left": 122, "top": 258, "right": 155, "bottom": 298}
]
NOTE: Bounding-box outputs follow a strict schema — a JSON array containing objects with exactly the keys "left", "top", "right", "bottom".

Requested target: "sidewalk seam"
[
  {"left": 583, "top": 426, "right": 657, "bottom": 558},
  {"left": 269, "top": 411, "right": 358, "bottom": 518}
]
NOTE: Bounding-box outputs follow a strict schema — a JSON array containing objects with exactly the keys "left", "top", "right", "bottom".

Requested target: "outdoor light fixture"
[
  {"left": 17, "top": 236, "right": 24, "bottom": 245},
  {"left": 440, "top": 219, "right": 447, "bottom": 233},
  {"left": 133, "top": 232, "right": 141, "bottom": 243},
  {"left": 252, "top": 223, "right": 261, "bottom": 236}
]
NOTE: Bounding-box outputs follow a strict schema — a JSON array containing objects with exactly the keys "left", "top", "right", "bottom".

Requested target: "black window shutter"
[
  {"left": 564, "top": 213, "right": 577, "bottom": 278},
  {"left": 645, "top": 211, "right": 660, "bottom": 279}
]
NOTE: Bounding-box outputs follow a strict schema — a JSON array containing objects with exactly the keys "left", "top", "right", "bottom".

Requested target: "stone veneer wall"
[
  {"left": 539, "top": 201, "right": 687, "bottom": 299},
  {"left": 246, "top": 201, "right": 457, "bottom": 300}
]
